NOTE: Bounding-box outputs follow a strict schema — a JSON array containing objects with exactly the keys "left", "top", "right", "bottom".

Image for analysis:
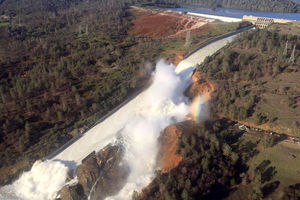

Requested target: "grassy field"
[
  {"left": 228, "top": 133, "right": 300, "bottom": 199},
  {"left": 268, "top": 21, "right": 300, "bottom": 36},
  {"left": 249, "top": 142, "right": 300, "bottom": 185}
]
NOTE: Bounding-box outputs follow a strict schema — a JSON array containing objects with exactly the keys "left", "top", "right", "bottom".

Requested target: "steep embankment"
[
  {"left": 196, "top": 25, "right": 300, "bottom": 136},
  {"left": 139, "top": 119, "right": 247, "bottom": 200},
  {"left": 156, "top": 71, "right": 215, "bottom": 173},
  {"left": 155, "top": 35, "right": 238, "bottom": 173},
  {"left": 157, "top": 121, "right": 197, "bottom": 173},
  {"left": 129, "top": 8, "right": 207, "bottom": 38},
  {"left": 128, "top": 7, "right": 246, "bottom": 66}
]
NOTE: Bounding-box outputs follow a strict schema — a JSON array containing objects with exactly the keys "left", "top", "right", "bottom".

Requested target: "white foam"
[
  {"left": 0, "top": 160, "right": 68, "bottom": 200},
  {"left": 0, "top": 34, "right": 239, "bottom": 200},
  {"left": 107, "top": 60, "right": 191, "bottom": 200}
]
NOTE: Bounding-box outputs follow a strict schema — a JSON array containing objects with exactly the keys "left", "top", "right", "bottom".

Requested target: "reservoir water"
[{"left": 171, "top": 4, "right": 300, "bottom": 20}]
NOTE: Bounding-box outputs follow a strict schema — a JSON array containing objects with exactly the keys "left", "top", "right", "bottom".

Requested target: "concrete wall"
[
  {"left": 243, "top": 15, "right": 294, "bottom": 24},
  {"left": 188, "top": 12, "right": 242, "bottom": 22}
]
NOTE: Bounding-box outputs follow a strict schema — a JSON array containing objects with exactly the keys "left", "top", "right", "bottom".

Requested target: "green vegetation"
[
  {"left": 249, "top": 141, "right": 300, "bottom": 186},
  {"left": 0, "top": 0, "right": 243, "bottom": 186},
  {"left": 282, "top": 183, "right": 300, "bottom": 200},
  {"left": 139, "top": 119, "right": 300, "bottom": 200},
  {"left": 0, "top": 0, "right": 164, "bottom": 185},
  {"left": 225, "top": 133, "right": 300, "bottom": 199},
  {"left": 197, "top": 26, "right": 300, "bottom": 136},
  {"left": 146, "top": 23, "right": 300, "bottom": 200},
  {"left": 138, "top": 120, "right": 250, "bottom": 200}
]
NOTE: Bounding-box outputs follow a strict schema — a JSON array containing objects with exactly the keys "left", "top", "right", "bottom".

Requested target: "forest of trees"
[
  {"left": 141, "top": 0, "right": 300, "bottom": 13},
  {"left": 0, "top": 0, "right": 248, "bottom": 186},
  {"left": 196, "top": 28, "right": 300, "bottom": 135},
  {"left": 136, "top": 120, "right": 255, "bottom": 200},
  {"left": 0, "top": 0, "right": 168, "bottom": 185},
  {"left": 136, "top": 118, "right": 299, "bottom": 199}
]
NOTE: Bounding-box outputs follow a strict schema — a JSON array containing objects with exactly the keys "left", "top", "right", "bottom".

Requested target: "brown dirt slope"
[
  {"left": 156, "top": 121, "right": 196, "bottom": 173},
  {"left": 129, "top": 9, "right": 207, "bottom": 38}
]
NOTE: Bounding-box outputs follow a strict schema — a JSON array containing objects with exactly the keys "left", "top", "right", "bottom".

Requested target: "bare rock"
[
  {"left": 58, "top": 184, "right": 86, "bottom": 200},
  {"left": 59, "top": 144, "right": 130, "bottom": 200},
  {"left": 77, "top": 151, "right": 100, "bottom": 194}
]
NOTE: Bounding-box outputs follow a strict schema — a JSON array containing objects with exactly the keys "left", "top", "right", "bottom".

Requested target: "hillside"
[
  {"left": 0, "top": 0, "right": 245, "bottom": 186},
  {"left": 0, "top": 0, "right": 146, "bottom": 185},
  {"left": 139, "top": 119, "right": 300, "bottom": 199},
  {"left": 194, "top": 25, "right": 300, "bottom": 137},
  {"left": 137, "top": 23, "right": 300, "bottom": 200}
]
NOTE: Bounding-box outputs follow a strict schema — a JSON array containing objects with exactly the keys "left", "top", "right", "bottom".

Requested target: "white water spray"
[
  {"left": 0, "top": 160, "right": 68, "bottom": 200},
  {"left": 0, "top": 34, "right": 237, "bottom": 200},
  {"left": 107, "top": 60, "right": 192, "bottom": 199}
]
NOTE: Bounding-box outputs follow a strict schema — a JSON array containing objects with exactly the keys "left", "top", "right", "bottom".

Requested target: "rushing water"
[
  {"left": 0, "top": 34, "right": 238, "bottom": 200},
  {"left": 171, "top": 4, "right": 300, "bottom": 20}
]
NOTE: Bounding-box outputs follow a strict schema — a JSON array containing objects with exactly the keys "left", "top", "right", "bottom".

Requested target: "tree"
[
  {"left": 265, "top": 136, "right": 275, "bottom": 148},
  {"left": 57, "top": 110, "right": 63, "bottom": 121},
  {"left": 45, "top": 108, "right": 51, "bottom": 120},
  {"left": 222, "top": 143, "right": 232, "bottom": 157},
  {"left": 238, "top": 107, "right": 248, "bottom": 120},
  {"left": 185, "top": 179, "right": 191, "bottom": 190},
  {"left": 164, "top": 191, "right": 172, "bottom": 200},
  {"left": 25, "top": 122, "right": 31, "bottom": 140},
  {"left": 75, "top": 93, "right": 81, "bottom": 106},
  {"left": 230, "top": 152, "right": 239, "bottom": 164},
  {"left": 252, "top": 186, "right": 263, "bottom": 200},
  {"left": 85, "top": 24, "right": 88, "bottom": 35},
  {"left": 255, "top": 172, "right": 262, "bottom": 183},
  {"left": 60, "top": 96, "right": 67, "bottom": 112},
  {"left": 181, "top": 189, "right": 189, "bottom": 200}
]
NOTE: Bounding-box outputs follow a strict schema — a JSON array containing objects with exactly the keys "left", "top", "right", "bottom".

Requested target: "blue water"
[{"left": 171, "top": 4, "right": 300, "bottom": 21}]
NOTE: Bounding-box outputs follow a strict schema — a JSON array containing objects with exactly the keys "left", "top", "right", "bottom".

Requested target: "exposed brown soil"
[
  {"left": 185, "top": 71, "right": 215, "bottom": 99},
  {"left": 166, "top": 51, "right": 185, "bottom": 66},
  {"left": 157, "top": 125, "right": 182, "bottom": 173},
  {"left": 129, "top": 9, "right": 207, "bottom": 38},
  {"left": 156, "top": 71, "right": 215, "bottom": 174},
  {"left": 156, "top": 121, "right": 197, "bottom": 173}
]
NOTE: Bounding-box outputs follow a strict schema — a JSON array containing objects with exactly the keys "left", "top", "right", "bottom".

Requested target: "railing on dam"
[{"left": 183, "top": 24, "right": 254, "bottom": 59}]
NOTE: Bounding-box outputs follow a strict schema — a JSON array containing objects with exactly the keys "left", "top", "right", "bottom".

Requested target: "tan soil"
[
  {"left": 167, "top": 51, "right": 185, "bottom": 66},
  {"left": 129, "top": 9, "right": 207, "bottom": 38},
  {"left": 186, "top": 71, "right": 215, "bottom": 99},
  {"left": 157, "top": 124, "right": 183, "bottom": 173}
]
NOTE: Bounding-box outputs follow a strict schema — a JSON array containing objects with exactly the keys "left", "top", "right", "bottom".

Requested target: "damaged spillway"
[{"left": 0, "top": 34, "right": 237, "bottom": 200}]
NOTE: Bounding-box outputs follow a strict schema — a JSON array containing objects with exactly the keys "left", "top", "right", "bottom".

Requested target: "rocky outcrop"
[
  {"left": 58, "top": 184, "right": 86, "bottom": 200},
  {"left": 185, "top": 70, "right": 214, "bottom": 99},
  {"left": 57, "top": 144, "right": 129, "bottom": 200},
  {"left": 76, "top": 151, "right": 99, "bottom": 194},
  {"left": 88, "top": 145, "right": 130, "bottom": 200},
  {"left": 167, "top": 52, "right": 184, "bottom": 66}
]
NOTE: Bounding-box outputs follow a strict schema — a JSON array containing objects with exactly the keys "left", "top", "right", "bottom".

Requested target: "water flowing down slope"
[{"left": 0, "top": 34, "right": 238, "bottom": 200}]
